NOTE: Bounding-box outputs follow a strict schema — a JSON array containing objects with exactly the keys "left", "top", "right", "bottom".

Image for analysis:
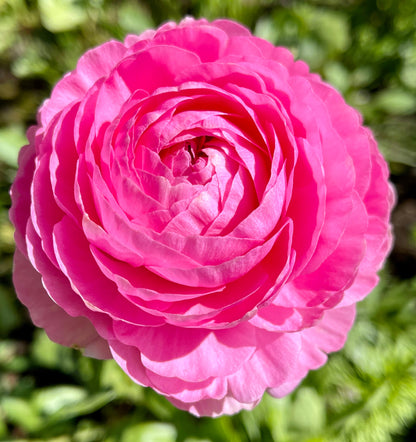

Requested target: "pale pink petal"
[
  {"left": 14, "top": 249, "right": 111, "bottom": 358},
  {"left": 114, "top": 323, "right": 257, "bottom": 382}
]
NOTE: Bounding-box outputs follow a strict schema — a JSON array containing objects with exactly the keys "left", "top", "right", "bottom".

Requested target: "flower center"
[{"left": 161, "top": 137, "right": 209, "bottom": 178}]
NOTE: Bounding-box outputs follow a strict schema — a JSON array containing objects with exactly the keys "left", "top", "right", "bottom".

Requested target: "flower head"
[{"left": 10, "top": 18, "right": 394, "bottom": 416}]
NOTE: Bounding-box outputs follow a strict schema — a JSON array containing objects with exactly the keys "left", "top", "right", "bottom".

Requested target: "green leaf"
[
  {"left": 0, "top": 340, "right": 30, "bottom": 373},
  {"left": 323, "top": 61, "right": 351, "bottom": 93},
  {"left": 121, "top": 422, "right": 177, "bottom": 442},
  {"left": 289, "top": 387, "right": 326, "bottom": 435},
  {"left": 401, "top": 62, "right": 416, "bottom": 90},
  {"left": 0, "top": 288, "right": 21, "bottom": 336},
  {"left": 31, "top": 329, "right": 73, "bottom": 370},
  {"left": 298, "top": 38, "right": 326, "bottom": 70},
  {"left": 0, "top": 125, "right": 26, "bottom": 167},
  {"left": 374, "top": 117, "right": 416, "bottom": 166},
  {"left": 374, "top": 88, "right": 416, "bottom": 115},
  {"left": 183, "top": 438, "right": 212, "bottom": 442},
  {"left": 1, "top": 396, "right": 43, "bottom": 433},
  {"left": 100, "top": 359, "right": 144, "bottom": 402},
  {"left": 11, "top": 44, "right": 49, "bottom": 78},
  {"left": 0, "top": 211, "right": 16, "bottom": 251},
  {"left": 33, "top": 386, "right": 88, "bottom": 416},
  {"left": 240, "top": 408, "right": 262, "bottom": 440},
  {"left": 296, "top": 5, "right": 350, "bottom": 53},
  {"left": 118, "top": 2, "right": 154, "bottom": 35},
  {"left": 0, "top": 15, "right": 17, "bottom": 54},
  {"left": 37, "top": 0, "right": 88, "bottom": 32},
  {"left": 0, "top": 415, "right": 7, "bottom": 439},
  {"left": 73, "top": 423, "right": 107, "bottom": 442},
  {"left": 264, "top": 395, "right": 292, "bottom": 442},
  {"left": 254, "top": 17, "right": 279, "bottom": 44},
  {"left": 41, "top": 389, "right": 116, "bottom": 421}
]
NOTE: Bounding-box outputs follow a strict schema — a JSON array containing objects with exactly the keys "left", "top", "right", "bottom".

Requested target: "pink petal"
[
  {"left": 40, "top": 41, "right": 127, "bottom": 126},
  {"left": 114, "top": 322, "right": 257, "bottom": 382}
]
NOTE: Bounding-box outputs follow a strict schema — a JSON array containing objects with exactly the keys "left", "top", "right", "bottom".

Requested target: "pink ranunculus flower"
[{"left": 10, "top": 18, "right": 394, "bottom": 416}]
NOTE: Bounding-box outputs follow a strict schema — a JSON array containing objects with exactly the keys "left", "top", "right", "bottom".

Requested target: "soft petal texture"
[{"left": 10, "top": 18, "right": 394, "bottom": 417}]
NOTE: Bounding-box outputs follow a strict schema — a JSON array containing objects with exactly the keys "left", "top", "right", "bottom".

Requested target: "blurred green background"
[{"left": 1, "top": 0, "right": 416, "bottom": 440}]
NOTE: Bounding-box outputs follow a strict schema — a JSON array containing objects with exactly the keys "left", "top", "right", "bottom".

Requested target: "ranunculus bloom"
[{"left": 10, "top": 18, "right": 394, "bottom": 416}]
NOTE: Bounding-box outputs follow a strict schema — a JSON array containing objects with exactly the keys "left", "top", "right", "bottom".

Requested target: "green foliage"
[
  {"left": 0, "top": 125, "right": 26, "bottom": 167},
  {"left": 37, "top": 0, "right": 89, "bottom": 33},
  {"left": 0, "top": 0, "right": 415, "bottom": 441}
]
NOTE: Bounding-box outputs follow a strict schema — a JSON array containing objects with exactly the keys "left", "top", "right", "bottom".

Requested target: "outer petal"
[
  {"left": 40, "top": 41, "right": 128, "bottom": 127},
  {"left": 268, "top": 305, "right": 356, "bottom": 398},
  {"left": 13, "top": 249, "right": 110, "bottom": 359},
  {"left": 114, "top": 322, "right": 257, "bottom": 382},
  {"left": 9, "top": 139, "right": 36, "bottom": 253}
]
